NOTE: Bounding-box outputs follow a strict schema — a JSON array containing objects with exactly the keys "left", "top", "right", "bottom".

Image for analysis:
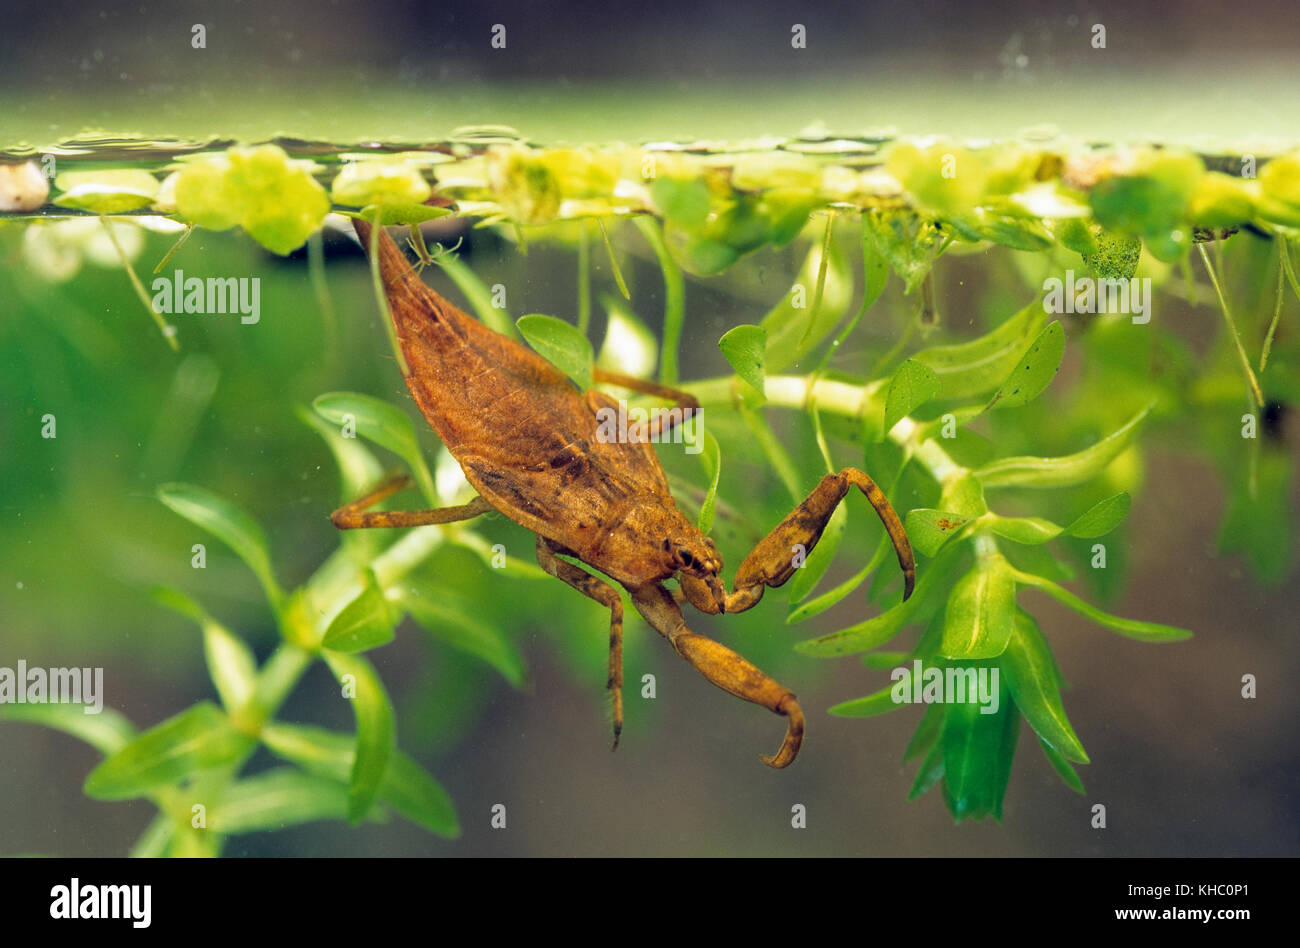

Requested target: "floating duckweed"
[
  {"left": 11, "top": 136, "right": 1300, "bottom": 275},
  {"left": 1187, "top": 171, "right": 1256, "bottom": 229},
  {"left": 886, "top": 142, "right": 988, "bottom": 221},
  {"left": 1257, "top": 151, "right": 1300, "bottom": 227},
  {"left": 488, "top": 147, "right": 563, "bottom": 226},
  {"left": 173, "top": 144, "right": 329, "bottom": 254},
  {"left": 331, "top": 159, "right": 432, "bottom": 208},
  {"left": 1088, "top": 148, "right": 1204, "bottom": 262},
  {"left": 52, "top": 168, "right": 160, "bottom": 213},
  {"left": 1052, "top": 217, "right": 1099, "bottom": 256},
  {"left": 1082, "top": 227, "right": 1142, "bottom": 281}
]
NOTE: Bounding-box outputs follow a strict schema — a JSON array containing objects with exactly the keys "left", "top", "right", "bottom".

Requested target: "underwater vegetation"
[{"left": 2, "top": 129, "right": 1297, "bottom": 853}]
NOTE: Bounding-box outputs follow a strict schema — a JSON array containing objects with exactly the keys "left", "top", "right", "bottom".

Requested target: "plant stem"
[
  {"left": 367, "top": 219, "right": 410, "bottom": 376},
  {"left": 799, "top": 210, "right": 835, "bottom": 348},
  {"left": 634, "top": 216, "right": 685, "bottom": 385},
  {"left": 102, "top": 217, "right": 179, "bottom": 351},
  {"left": 1197, "top": 243, "right": 1263, "bottom": 407},
  {"left": 577, "top": 219, "right": 591, "bottom": 334}
]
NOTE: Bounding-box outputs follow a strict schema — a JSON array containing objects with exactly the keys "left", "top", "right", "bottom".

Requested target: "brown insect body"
[
  {"left": 362, "top": 223, "right": 707, "bottom": 590},
  {"left": 342, "top": 219, "right": 915, "bottom": 768}
]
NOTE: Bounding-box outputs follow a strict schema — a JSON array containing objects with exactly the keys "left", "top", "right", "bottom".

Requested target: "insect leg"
[
  {"left": 723, "top": 467, "right": 915, "bottom": 614},
  {"left": 631, "top": 582, "right": 804, "bottom": 769},
  {"left": 591, "top": 368, "right": 700, "bottom": 441},
  {"left": 329, "top": 472, "right": 496, "bottom": 529},
  {"left": 535, "top": 537, "right": 625, "bottom": 750}
]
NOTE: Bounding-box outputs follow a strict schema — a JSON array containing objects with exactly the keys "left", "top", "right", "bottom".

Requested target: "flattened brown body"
[{"left": 343, "top": 219, "right": 916, "bottom": 768}]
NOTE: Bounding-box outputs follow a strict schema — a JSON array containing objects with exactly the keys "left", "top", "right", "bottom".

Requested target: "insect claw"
[{"left": 758, "top": 694, "right": 804, "bottom": 770}]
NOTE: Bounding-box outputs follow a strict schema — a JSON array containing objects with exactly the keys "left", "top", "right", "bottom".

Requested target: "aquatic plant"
[{"left": 3, "top": 131, "right": 1296, "bottom": 834}]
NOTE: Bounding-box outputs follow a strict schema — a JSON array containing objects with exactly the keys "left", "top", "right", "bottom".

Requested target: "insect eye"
[{"left": 677, "top": 548, "right": 694, "bottom": 568}]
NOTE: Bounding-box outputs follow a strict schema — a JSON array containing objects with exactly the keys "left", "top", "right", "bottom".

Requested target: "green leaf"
[
  {"left": 796, "top": 546, "right": 963, "bottom": 656},
  {"left": 632, "top": 216, "right": 687, "bottom": 385},
  {"left": 987, "top": 516, "right": 1063, "bottom": 545},
  {"left": 911, "top": 298, "right": 1046, "bottom": 401},
  {"left": 321, "top": 652, "right": 396, "bottom": 824},
  {"left": 940, "top": 677, "right": 1019, "bottom": 822},
  {"left": 1053, "top": 217, "right": 1098, "bottom": 256},
  {"left": 760, "top": 230, "right": 853, "bottom": 372},
  {"left": 379, "top": 751, "right": 461, "bottom": 839},
  {"left": 651, "top": 176, "right": 711, "bottom": 230},
  {"left": 828, "top": 667, "right": 913, "bottom": 717},
  {"left": 939, "top": 554, "right": 1016, "bottom": 659},
  {"left": 974, "top": 405, "right": 1151, "bottom": 489},
  {"left": 986, "top": 321, "right": 1064, "bottom": 411},
  {"left": 207, "top": 769, "right": 380, "bottom": 834},
  {"left": 884, "top": 359, "right": 941, "bottom": 434},
  {"left": 311, "top": 392, "right": 436, "bottom": 502},
  {"left": 1001, "top": 610, "right": 1089, "bottom": 762},
  {"left": 84, "top": 702, "right": 255, "bottom": 800},
  {"left": 152, "top": 586, "right": 259, "bottom": 714},
  {"left": 862, "top": 208, "right": 946, "bottom": 295},
  {"left": 696, "top": 429, "right": 722, "bottom": 535},
  {"left": 1039, "top": 737, "right": 1086, "bottom": 794},
  {"left": 787, "top": 504, "right": 845, "bottom": 603},
  {"left": 517, "top": 313, "right": 594, "bottom": 392},
  {"left": 1064, "top": 491, "right": 1131, "bottom": 538},
  {"left": 297, "top": 404, "right": 386, "bottom": 503},
  {"left": 938, "top": 471, "right": 989, "bottom": 517},
  {"left": 904, "top": 509, "right": 972, "bottom": 557},
  {"left": 261, "top": 722, "right": 459, "bottom": 837},
  {"left": 860, "top": 217, "right": 890, "bottom": 311},
  {"left": 52, "top": 169, "right": 160, "bottom": 213},
  {"left": 971, "top": 213, "right": 1053, "bottom": 252},
  {"left": 156, "top": 483, "right": 283, "bottom": 610},
  {"left": 909, "top": 741, "right": 944, "bottom": 800},
  {"left": 0, "top": 703, "right": 136, "bottom": 757},
  {"left": 718, "top": 324, "right": 767, "bottom": 398},
  {"left": 785, "top": 536, "right": 885, "bottom": 624},
  {"left": 322, "top": 569, "right": 397, "bottom": 653},
  {"left": 403, "top": 584, "right": 526, "bottom": 688},
  {"left": 149, "top": 584, "right": 210, "bottom": 625},
  {"left": 1012, "top": 568, "right": 1193, "bottom": 642},
  {"left": 903, "top": 703, "right": 944, "bottom": 764},
  {"left": 1089, "top": 150, "right": 1203, "bottom": 247},
  {"left": 203, "top": 617, "right": 259, "bottom": 714},
  {"left": 861, "top": 650, "right": 909, "bottom": 670}
]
